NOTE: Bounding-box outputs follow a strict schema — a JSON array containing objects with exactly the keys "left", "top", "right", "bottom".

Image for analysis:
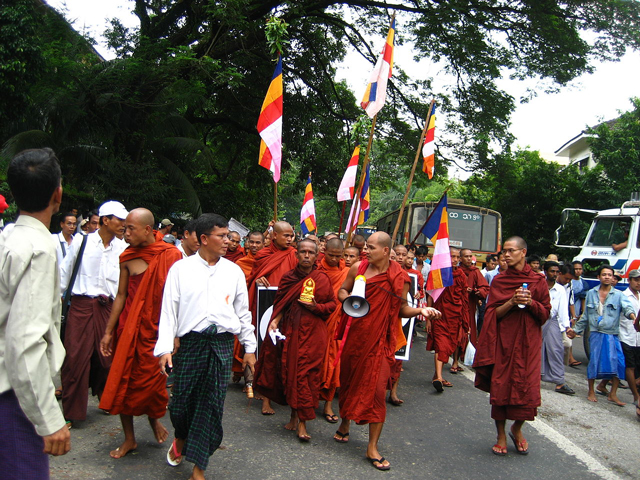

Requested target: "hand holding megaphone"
[{"left": 343, "top": 275, "right": 370, "bottom": 318}]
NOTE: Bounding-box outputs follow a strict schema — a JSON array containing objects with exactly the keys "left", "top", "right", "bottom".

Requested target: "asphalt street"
[{"left": 50, "top": 327, "right": 640, "bottom": 480}]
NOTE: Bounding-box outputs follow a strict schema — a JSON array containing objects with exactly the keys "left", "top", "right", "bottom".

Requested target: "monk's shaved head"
[
  {"left": 393, "top": 245, "right": 407, "bottom": 254},
  {"left": 460, "top": 248, "right": 472, "bottom": 256},
  {"left": 505, "top": 236, "right": 527, "bottom": 250},
  {"left": 352, "top": 234, "right": 366, "bottom": 249},
  {"left": 273, "top": 221, "right": 293, "bottom": 233},
  {"left": 450, "top": 246, "right": 460, "bottom": 253},
  {"left": 326, "top": 238, "right": 343, "bottom": 251},
  {"left": 297, "top": 238, "right": 318, "bottom": 253},
  {"left": 369, "top": 232, "right": 392, "bottom": 250},
  {"left": 128, "top": 208, "right": 154, "bottom": 227}
]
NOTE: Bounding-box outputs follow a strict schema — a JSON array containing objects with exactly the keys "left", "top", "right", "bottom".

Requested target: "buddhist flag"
[
  {"left": 360, "top": 19, "right": 395, "bottom": 118},
  {"left": 337, "top": 145, "right": 360, "bottom": 202},
  {"left": 422, "top": 104, "right": 436, "bottom": 178},
  {"left": 345, "top": 163, "right": 370, "bottom": 233},
  {"left": 300, "top": 175, "right": 316, "bottom": 235},
  {"left": 423, "top": 193, "right": 452, "bottom": 302},
  {"left": 257, "top": 55, "right": 283, "bottom": 183}
]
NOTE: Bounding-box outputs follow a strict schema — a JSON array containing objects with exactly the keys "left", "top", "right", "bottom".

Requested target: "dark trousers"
[{"left": 0, "top": 390, "right": 49, "bottom": 479}]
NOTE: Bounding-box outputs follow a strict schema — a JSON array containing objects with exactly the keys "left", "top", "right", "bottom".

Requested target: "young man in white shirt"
[
  {"left": 156, "top": 213, "right": 256, "bottom": 480},
  {"left": 52, "top": 211, "right": 77, "bottom": 267},
  {"left": 0, "top": 148, "right": 71, "bottom": 478},
  {"left": 59, "top": 200, "right": 128, "bottom": 424},
  {"left": 176, "top": 218, "right": 199, "bottom": 258}
]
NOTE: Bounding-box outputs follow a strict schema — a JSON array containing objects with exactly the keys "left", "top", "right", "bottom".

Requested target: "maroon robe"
[
  {"left": 254, "top": 267, "right": 336, "bottom": 421},
  {"left": 460, "top": 264, "right": 489, "bottom": 346},
  {"left": 224, "top": 245, "right": 245, "bottom": 263},
  {"left": 337, "top": 260, "right": 410, "bottom": 425},
  {"left": 473, "top": 264, "right": 550, "bottom": 421},
  {"left": 427, "top": 268, "right": 469, "bottom": 361}
]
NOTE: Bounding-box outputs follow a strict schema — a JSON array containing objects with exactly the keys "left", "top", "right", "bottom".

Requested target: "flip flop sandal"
[
  {"left": 492, "top": 444, "right": 507, "bottom": 456},
  {"left": 367, "top": 457, "right": 391, "bottom": 471},
  {"left": 449, "top": 368, "right": 458, "bottom": 374},
  {"left": 323, "top": 413, "right": 339, "bottom": 423},
  {"left": 442, "top": 380, "right": 453, "bottom": 387},
  {"left": 334, "top": 430, "right": 349, "bottom": 443},
  {"left": 508, "top": 432, "right": 529, "bottom": 455},
  {"left": 166, "top": 439, "right": 182, "bottom": 467},
  {"left": 432, "top": 380, "right": 444, "bottom": 393},
  {"left": 595, "top": 390, "right": 609, "bottom": 396}
]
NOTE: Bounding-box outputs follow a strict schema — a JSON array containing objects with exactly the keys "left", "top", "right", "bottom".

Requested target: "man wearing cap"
[
  {"left": 156, "top": 218, "right": 174, "bottom": 242},
  {"left": 59, "top": 201, "right": 128, "bottom": 424}
]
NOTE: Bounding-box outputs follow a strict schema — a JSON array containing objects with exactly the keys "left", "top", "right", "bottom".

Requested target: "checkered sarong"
[{"left": 169, "top": 325, "right": 234, "bottom": 471}]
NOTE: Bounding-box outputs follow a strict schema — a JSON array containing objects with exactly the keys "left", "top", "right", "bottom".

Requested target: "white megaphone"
[{"left": 343, "top": 275, "right": 370, "bottom": 317}]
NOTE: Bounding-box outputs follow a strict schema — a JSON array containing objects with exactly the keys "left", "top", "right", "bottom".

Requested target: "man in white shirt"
[
  {"left": 177, "top": 219, "right": 199, "bottom": 258},
  {"left": 619, "top": 269, "right": 640, "bottom": 414},
  {"left": 0, "top": 148, "right": 71, "bottom": 478},
  {"left": 52, "top": 211, "right": 77, "bottom": 267},
  {"left": 541, "top": 262, "right": 575, "bottom": 395},
  {"left": 59, "top": 200, "right": 128, "bottom": 424},
  {"left": 156, "top": 213, "right": 256, "bottom": 479}
]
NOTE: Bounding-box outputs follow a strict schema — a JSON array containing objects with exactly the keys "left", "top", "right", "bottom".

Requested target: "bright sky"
[{"left": 49, "top": 0, "right": 639, "bottom": 159}]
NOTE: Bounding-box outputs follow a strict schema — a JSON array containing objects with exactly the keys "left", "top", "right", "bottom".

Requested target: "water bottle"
[{"left": 518, "top": 283, "right": 528, "bottom": 309}]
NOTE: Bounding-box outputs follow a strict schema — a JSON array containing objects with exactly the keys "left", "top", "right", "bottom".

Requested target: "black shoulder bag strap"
[{"left": 61, "top": 234, "right": 88, "bottom": 326}]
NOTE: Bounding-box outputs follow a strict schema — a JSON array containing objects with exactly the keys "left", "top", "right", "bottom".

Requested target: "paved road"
[{"left": 50, "top": 328, "right": 639, "bottom": 479}]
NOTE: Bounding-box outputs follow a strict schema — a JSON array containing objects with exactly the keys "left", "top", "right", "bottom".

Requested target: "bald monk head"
[
  {"left": 343, "top": 246, "right": 359, "bottom": 268},
  {"left": 404, "top": 249, "right": 415, "bottom": 270},
  {"left": 367, "top": 232, "right": 391, "bottom": 267},
  {"left": 272, "top": 221, "right": 294, "bottom": 250},
  {"left": 503, "top": 236, "right": 528, "bottom": 270},
  {"left": 306, "top": 234, "right": 319, "bottom": 245},
  {"left": 296, "top": 238, "right": 318, "bottom": 273},
  {"left": 450, "top": 246, "right": 461, "bottom": 270},
  {"left": 227, "top": 231, "right": 241, "bottom": 252},
  {"left": 324, "top": 238, "right": 344, "bottom": 268},
  {"left": 125, "top": 208, "right": 156, "bottom": 247},
  {"left": 460, "top": 248, "right": 474, "bottom": 268},
  {"left": 352, "top": 234, "right": 366, "bottom": 252},
  {"left": 393, "top": 244, "right": 408, "bottom": 265}
]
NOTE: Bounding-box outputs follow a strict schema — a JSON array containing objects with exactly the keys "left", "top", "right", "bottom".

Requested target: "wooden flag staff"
[
  {"left": 409, "top": 186, "right": 450, "bottom": 247},
  {"left": 273, "top": 182, "right": 278, "bottom": 222},
  {"left": 391, "top": 98, "right": 436, "bottom": 247}
]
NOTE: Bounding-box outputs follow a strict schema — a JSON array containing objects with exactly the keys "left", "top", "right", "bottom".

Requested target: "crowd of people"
[{"left": 1, "top": 148, "right": 639, "bottom": 479}]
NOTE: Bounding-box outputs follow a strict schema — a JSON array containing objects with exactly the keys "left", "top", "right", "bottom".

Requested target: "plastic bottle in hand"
[{"left": 518, "top": 283, "right": 528, "bottom": 309}]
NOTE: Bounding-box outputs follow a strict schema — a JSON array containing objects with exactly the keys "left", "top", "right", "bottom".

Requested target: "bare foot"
[
  {"left": 110, "top": 440, "right": 137, "bottom": 459},
  {"left": 607, "top": 395, "right": 626, "bottom": 406},
  {"left": 284, "top": 416, "right": 299, "bottom": 431},
  {"left": 587, "top": 392, "right": 598, "bottom": 402},
  {"left": 596, "top": 385, "right": 609, "bottom": 396},
  {"left": 189, "top": 465, "right": 206, "bottom": 480},
  {"left": 149, "top": 418, "right": 169, "bottom": 444},
  {"left": 388, "top": 395, "right": 404, "bottom": 406},
  {"left": 262, "top": 398, "right": 275, "bottom": 415}
]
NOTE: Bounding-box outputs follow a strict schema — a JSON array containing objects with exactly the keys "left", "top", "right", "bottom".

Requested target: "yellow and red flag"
[
  {"left": 257, "top": 55, "right": 283, "bottom": 182},
  {"left": 300, "top": 174, "right": 316, "bottom": 235}
]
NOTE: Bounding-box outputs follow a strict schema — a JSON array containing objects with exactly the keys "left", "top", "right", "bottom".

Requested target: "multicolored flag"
[
  {"left": 337, "top": 145, "right": 360, "bottom": 202},
  {"left": 422, "top": 104, "right": 436, "bottom": 178},
  {"left": 257, "top": 55, "right": 283, "bottom": 183},
  {"left": 360, "top": 19, "right": 395, "bottom": 118},
  {"left": 345, "top": 163, "right": 370, "bottom": 233},
  {"left": 423, "top": 193, "right": 452, "bottom": 302},
  {"left": 300, "top": 174, "right": 316, "bottom": 235}
]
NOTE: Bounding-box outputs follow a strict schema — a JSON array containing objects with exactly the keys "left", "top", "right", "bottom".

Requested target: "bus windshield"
[{"left": 586, "top": 217, "right": 631, "bottom": 247}]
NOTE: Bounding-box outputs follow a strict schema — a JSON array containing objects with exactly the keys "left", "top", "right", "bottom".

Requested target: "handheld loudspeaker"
[{"left": 343, "top": 275, "right": 370, "bottom": 317}]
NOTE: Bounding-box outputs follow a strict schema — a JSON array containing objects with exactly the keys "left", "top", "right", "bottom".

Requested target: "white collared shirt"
[
  {"left": 549, "top": 282, "right": 570, "bottom": 332},
  {"left": 154, "top": 252, "right": 256, "bottom": 357},
  {"left": 619, "top": 288, "right": 640, "bottom": 347},
  {"left": 59, "top": 231, "right": 127, "bottom": 299},
  {"left": 0, "top": 216, "right": 66, "bottom": 436},
  {"left": 52, "top": 231, "right": 72, "bottom": 269}
]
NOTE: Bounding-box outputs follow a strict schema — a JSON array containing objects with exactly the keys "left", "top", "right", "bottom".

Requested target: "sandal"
[
  {"left": 449, "top": 367, "right": 458, "bottom": 374},
  {"left": 432, "top": 379, "right": 444, "bottom": 393},
  {"left": 323, "top": 413, "right": 339, "bottom": 423},
  {"left": 367, "top": 456, "right": 391, "bottom": 471},
  {"left": 508, "top": 432, "right": 529, "bottom": 455},
  {"left": 442, "top": 379, "right": 453, "bottom": 387},
  {"left": 334, "top": 430, "right": 349, "bottom": 443},
  {"left": 166, "top": 439, "right": 182, "bottom": 467},
  {"left": 492, "top": 444, "right": 507, "bottom": 456}
]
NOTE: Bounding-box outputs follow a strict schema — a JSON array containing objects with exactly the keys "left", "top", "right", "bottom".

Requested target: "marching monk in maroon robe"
[
  {"left": 255, "top": 239, "right": 336, "bottom": 441},
  {"left": 459, "top": 248, "right": 489, "bottom": 349},
  {"left": 426, "top": 247, "right": 469, "bottom": 391},
  {"left": 316, "top": 238, "right": 348, "bottom": 423},
  {"left": 335, "top": 232, "right": 440, "bottom": 471},
  {"left": 223, "top": 230, "right": 245, "bottom": 263},
  {"left": 232, "top": 221, "right": 297, "bottom": 414},
  {"left": 99, "top": 208, "right": 182, "bottom": 459},
  {"left": 474, "top": 236, "right": 550, "bottom": 456}
]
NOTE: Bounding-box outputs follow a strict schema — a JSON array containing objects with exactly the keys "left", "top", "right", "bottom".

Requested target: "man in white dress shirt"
[
  {"left": 156, "top": 213, "right": 256, "bottom": 480},
  {"left": 52, "top": 211, "right": 77, "bottom": 267},
  {"left": 0, "top": 148, "right": 71, "bottom": 478},
  {"left": 59, "top": 200, "right": 129, "bottom": 423}
]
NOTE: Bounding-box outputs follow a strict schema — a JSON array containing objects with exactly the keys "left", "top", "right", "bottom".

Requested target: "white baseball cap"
[{"left": 98, "top": 201, "right": 128, "bottom": 220}]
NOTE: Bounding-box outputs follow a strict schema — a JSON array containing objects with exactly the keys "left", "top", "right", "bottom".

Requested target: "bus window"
[
  {"left": 481, "top": 214, "right": 498, "bottom": 252},
  {"left": 410, "top": 206, "right": 429, "bottom": 244}
]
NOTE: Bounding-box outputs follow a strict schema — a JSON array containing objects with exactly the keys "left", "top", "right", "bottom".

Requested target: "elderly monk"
[
  {"left": 236, "top": 231, "right": 265, "bottom": 278},
  {"left": 223, "top": 231, "right": 244, "bottom": 263},
  {"left": 459, "top": 248, "right": 489, "bottom": 353},
  {"left": 426, "top": 247, "right": 469, "bottom": 392},
  {"left": 99, "top": 208, "right": 182, "bottom": 459},
  {"left": 233, "top": 221, "right": 297, "bottom": 414},
  {"left": 335, "top": 232, "right": 440, "bottom": 471},
  {"left": 474, "top": 236, "right": 550, "bottom": 456},
  {"left": 255, "top": 239, "right": 336, "bottom": 441},
  {"left": 317, "top": 238, "right": 348, "bottom": 423}
]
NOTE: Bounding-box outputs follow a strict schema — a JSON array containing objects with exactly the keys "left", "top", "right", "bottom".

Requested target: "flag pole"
[
  {"left": 273, "top": 182, "right": 278, "bottom": 222},
  {"left": 410, "top": 187, "right": 450, "bottom": 247},
  {"left": 338, "top": 201, "right": 347, "bottom": 235},
  {"left": 391, "top": 99, "right": 436, "bottom": 246},
  {"left": 346, "top": 114, "right": 377, "bottom": 245}
]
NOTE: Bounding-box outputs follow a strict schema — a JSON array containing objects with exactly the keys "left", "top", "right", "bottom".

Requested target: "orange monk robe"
[
  {"left": 154, "top": 230, "right": 164, "bottom": 242},
  {"left": 224, "top": 245, "right": 245, "bottom": 263},
  {"left": 427, "top": 268, "right": 469, "bottom": 362},
  {"left": 236, "top": 249, "right": 257, "bottom": 279},
  {"left": 99, "top": 241, "right": 182, "bottom": 418},
  {"left": 337, "top": 260, "right": 410, "bottom": 425},
  {"left": 231, "top": 243, "right": 298, "bottom": 374},
  {"left": 316, "top": 257, "right": 348, "bottom": 401}
]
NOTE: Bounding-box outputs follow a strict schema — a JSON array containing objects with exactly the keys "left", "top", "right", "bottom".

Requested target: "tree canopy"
[{"left": 1, "top": 0, "right": 640, "bottom": 232}]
